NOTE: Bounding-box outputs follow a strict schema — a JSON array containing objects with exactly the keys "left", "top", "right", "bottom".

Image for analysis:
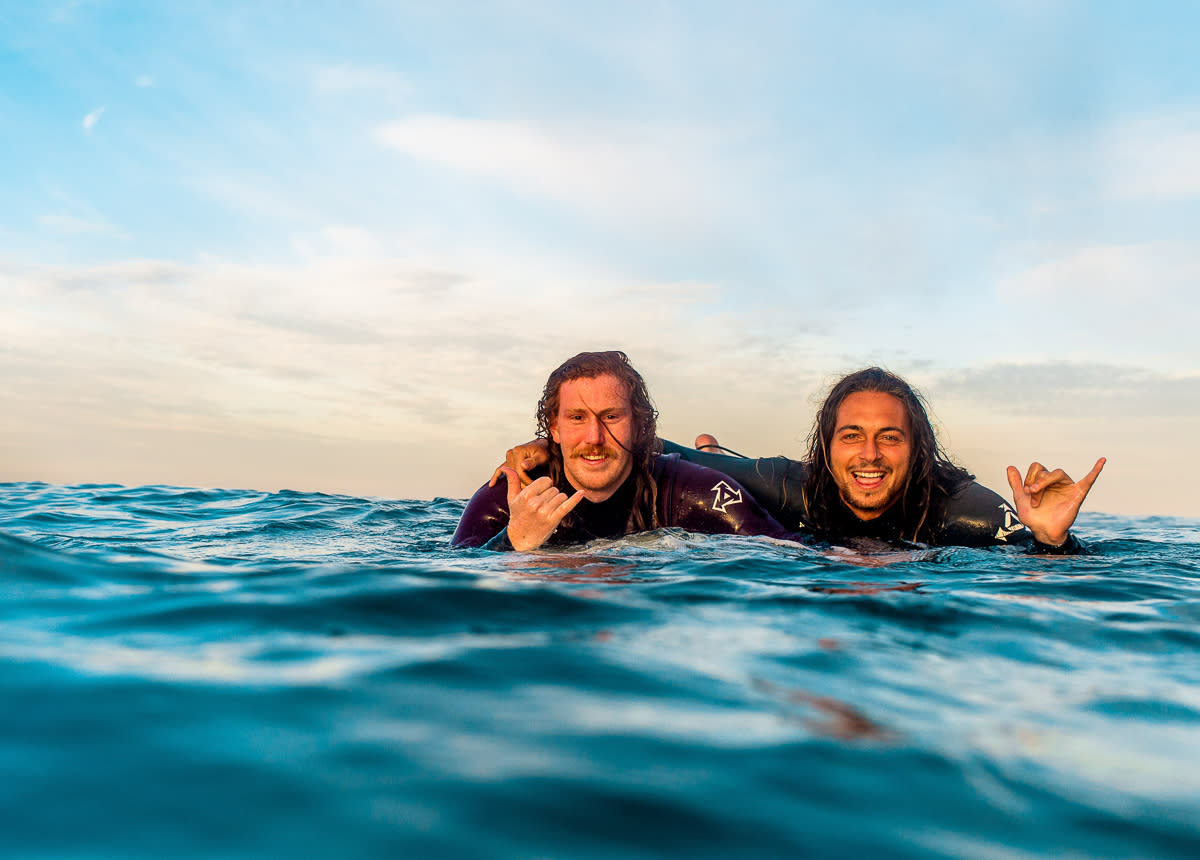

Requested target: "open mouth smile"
[
  {"left": 577, "top": 450, "right": 612, "bottom": 465},
  {"left": 851, "top": 469, "right": 887, "bottom": 489}
]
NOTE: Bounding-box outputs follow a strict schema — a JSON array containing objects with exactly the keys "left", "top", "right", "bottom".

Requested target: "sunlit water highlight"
[{"left": 2, "top": 481, "right": 1199, "bottom": 858}]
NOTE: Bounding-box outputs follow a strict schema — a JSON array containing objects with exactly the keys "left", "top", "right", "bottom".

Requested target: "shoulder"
[
  {"left": 653, "top": 454, "right": 789, "bottom": 538},
  {"left": 946, "top": 478, "right": 1005, "bottom": 506},
  {"left": 655, "top": 454, "right": 739, "bottom": 493},
  {"left": 939, "top": 479, "right": 1027, "bottom": 546},
  {"left": 451, "top": 479, "right": 511, "bottom": 548}
]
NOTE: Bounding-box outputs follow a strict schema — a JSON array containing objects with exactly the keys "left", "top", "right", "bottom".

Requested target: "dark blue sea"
[{"left": 2, "top": 481, "right": 1199, "bottom": 859}]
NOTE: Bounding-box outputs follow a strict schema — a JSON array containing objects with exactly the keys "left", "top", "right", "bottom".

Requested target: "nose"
[
  {"left": 861, "top": 437, "right": 879, "bottom": 462},
  {"left": 583, "top": 415, "right": 605, "bottom": 446}
]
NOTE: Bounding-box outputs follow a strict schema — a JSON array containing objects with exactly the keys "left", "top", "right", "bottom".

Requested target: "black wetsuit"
[
  {"left": 659, "top": 441, "right": 1081, "bottom": 553},
  {"left": 452, "top": 453, "right": 796, "bottom": 549}
]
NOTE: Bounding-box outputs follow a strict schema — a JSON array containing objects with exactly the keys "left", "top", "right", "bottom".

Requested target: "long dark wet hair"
[
  {"left": 801, "top": 367, "right": 974, "bottom": 543},
  {"left": 535, "top": 350, "right": 660, "bottom": 533}
]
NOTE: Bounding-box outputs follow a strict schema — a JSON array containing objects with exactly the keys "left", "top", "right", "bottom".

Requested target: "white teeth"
[{"left": 854, "top": 471, "right": 884, "bottom": 479}]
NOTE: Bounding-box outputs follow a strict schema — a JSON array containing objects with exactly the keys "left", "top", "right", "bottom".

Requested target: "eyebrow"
[
  {"left": 564, "top": 405, "right": 628, "bottom": 416},
  {"left": 836, "top": 424, "right": 906, "bottom": 435}
]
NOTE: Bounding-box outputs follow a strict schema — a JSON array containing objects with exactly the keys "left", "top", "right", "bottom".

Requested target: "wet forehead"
[
  {"left": 557, "top": 373, "right": 631, "bottom": 414},
  {"left": 835, "top": 391, "right": 910, "bottom": 433}
]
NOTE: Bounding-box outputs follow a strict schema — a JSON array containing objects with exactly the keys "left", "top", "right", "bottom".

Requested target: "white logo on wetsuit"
[
  {"left": 994, "top": 504, "right": 1025, "bottom": 541},
  {"left": 711, "top": 480, "right": 743, "bottom": 514}
]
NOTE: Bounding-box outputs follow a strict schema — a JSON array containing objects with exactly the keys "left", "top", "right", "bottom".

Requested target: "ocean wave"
[{"left": 2, "top": 483, "right": 1200, "bottom": 858}]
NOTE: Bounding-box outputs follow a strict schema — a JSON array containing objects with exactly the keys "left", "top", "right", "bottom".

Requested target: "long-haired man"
[
  {"left": 453, "top": 351, "right": 798, "bottom": 551},
  {"left": 672, "top": 367, "right": 1103, "bottom": 550}
]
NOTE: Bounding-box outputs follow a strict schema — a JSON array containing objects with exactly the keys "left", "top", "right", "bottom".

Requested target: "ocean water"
[{"left": 2, "top": 481, "right": 1199, "bottom": 859}]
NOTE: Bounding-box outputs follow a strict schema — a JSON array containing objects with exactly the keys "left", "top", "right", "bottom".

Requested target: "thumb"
[
  {"left": 500, "top": 467, "right": 521, "bottom": 505},
  {"left": 1005, "top": 465, "right": 1023, "bottom": 496}
]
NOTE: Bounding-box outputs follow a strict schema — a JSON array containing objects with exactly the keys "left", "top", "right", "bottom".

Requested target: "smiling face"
[
  {"left": 549, "top": 373, "right": 635, "bottom": 502},
  {"left": 828, "top": 391, "right": 913, "bottom": 520}
]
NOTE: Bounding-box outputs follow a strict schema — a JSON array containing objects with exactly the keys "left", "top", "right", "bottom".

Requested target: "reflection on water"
[
  {"left": 753, "top": 678, "right": 897, "bottom": 741},
  {"left": 808, "top": 580, "right": 925, "bottom": 596},
  {"left": 501, "top": 553, "right": 641, "bottom": 584}
]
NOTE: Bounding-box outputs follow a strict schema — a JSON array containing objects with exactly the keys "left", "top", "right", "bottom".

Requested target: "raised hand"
[
  {"left": 1006, "top": 457, "right": 1106, "bottom": 547},
  {"left": 500, "top": 468, "right": 584, "bottom": 551},
  {"left": 489, "top": 438, "right": 551, "bottom": 488}
]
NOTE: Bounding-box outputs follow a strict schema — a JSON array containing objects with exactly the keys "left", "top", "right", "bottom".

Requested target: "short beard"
[{"left": 838, "top": 485, "right": 897, "bottom": 514}]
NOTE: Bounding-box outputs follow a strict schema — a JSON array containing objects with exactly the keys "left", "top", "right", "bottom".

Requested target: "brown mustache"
[{"left": 568, "top": 446, "right": 618, "bottom": 459}]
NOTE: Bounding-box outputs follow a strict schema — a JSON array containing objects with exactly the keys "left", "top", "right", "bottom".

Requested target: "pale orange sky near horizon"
[{"left": 3, "top": 3, "right": 1199, "bottom": 520}]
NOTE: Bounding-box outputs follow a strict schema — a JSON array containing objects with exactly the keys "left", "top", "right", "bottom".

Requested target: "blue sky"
[{"left": 3, "top": 1, "right": 1199, "bottom": 516}]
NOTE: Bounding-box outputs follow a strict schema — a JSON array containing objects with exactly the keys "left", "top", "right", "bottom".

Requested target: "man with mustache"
[
  {"left": 452, "top": 351, "right": 796, "bottom": 551},
  {"left": 498, "top": 366, "right": 1104, "bottom": 552}
]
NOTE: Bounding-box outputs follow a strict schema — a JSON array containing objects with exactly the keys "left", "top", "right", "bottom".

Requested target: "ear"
[{"left": 549, "top": 420, "right": 561, "bottom": 444}]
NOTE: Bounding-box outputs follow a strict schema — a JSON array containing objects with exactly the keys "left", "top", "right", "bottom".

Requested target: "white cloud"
[
  {"left": 992, "top": 241, "right": 1198, "bottom": 301},
  {"left": 0, "top": 250, "right": 823, "bottom": 498},
  {"left": 986, "top": 241, "right": 1200, "bottom": 361},
  {"left": 4, "top": 250, "right": 1196, "bottom": 515},
  {"left": 933, "top": 361, "right": 1200, "bottom": 419},
  {"left": 82, "top": 106, "right": 105, "bottom": 132},
  {"left": 308, "top": 225, "right": 384, "bottom": 257},
  {"left": 184, "top": 174, "right": 322, "bottom": 225},
  {"left": 375, "top": 114, "right": 742, "bottom": 228}
]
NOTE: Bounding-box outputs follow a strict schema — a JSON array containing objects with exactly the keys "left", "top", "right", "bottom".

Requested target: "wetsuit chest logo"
[
  {"left": 994, "top": 504, "right": 1025, "bottom": 541},
  {"left": 710, "top": 480, "right": 743, "bottom": 513}
]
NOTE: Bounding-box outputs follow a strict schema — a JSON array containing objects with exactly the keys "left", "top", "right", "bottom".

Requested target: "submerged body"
[
  {"left": 453, "top": 453, "right": 795, "bottom": 549},
  {"left": 659, "top": 440, "right": 1079, "bottom": 551}
]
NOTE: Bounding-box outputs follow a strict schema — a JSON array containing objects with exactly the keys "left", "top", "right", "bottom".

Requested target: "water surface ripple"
[{"left": 2, "top": 481, "right": 1198, "bottom": 858}]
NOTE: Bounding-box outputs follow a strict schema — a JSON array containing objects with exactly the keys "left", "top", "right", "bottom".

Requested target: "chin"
[
  {"left": 569, "top": 473, "right": 615, "bottom": 493},
  {"left": 841, "top": 491, "right": 895, "bottom": 515}
]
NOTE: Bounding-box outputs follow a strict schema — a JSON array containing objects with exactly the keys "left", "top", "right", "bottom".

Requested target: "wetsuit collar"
[{"left": 554, "top": 468, "right": 640, "bottom": 543}]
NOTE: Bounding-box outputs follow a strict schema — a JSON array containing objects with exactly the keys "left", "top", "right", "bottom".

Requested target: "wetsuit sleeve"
[
  {"left": 939, "top": 480, "right": 1084, "bottom": 554},
  {"left": 481, "top": 528, "right": 515, "bottom": 552},
  {"left": 658, "top": 440, "right": 809, "bottom": 531},
  {"left": 451, "top": 481, "right": 512, "bottom": 548},
  {"left": 657, "top": 457, "right": 802, "bottom": 542},
  {"left": 1028, "top": 533, "right": 1084, "bottom": 555}
]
